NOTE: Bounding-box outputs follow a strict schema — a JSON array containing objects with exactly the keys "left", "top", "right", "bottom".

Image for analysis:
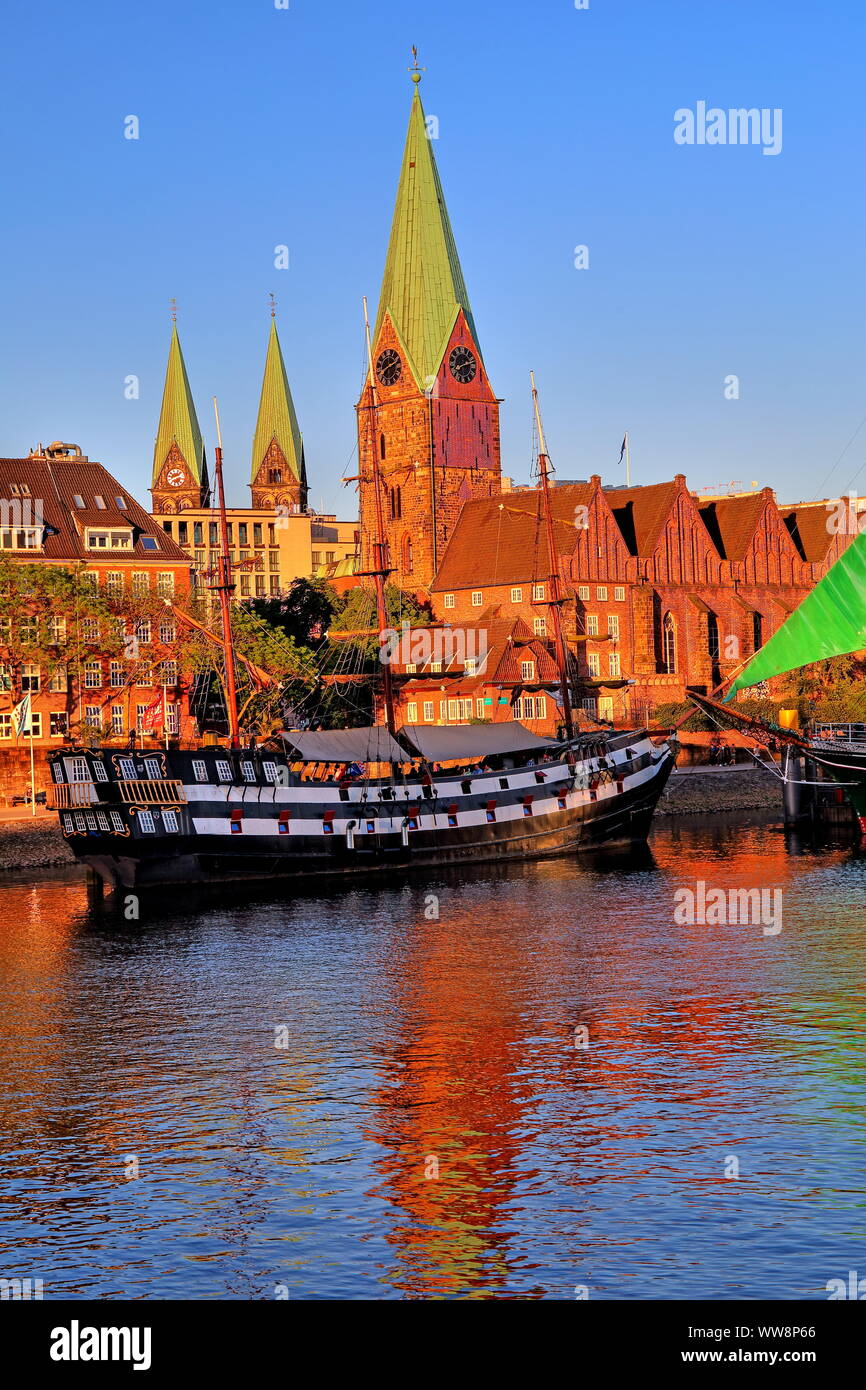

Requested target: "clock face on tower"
[
  {"left": 166, "top": 466, "right": 187, "bottom": 488},
  {"left": 449, "top": 345, "right": 477, "bottom": 384},
  {"left": 375, "top": 348, "right": 402, "bottom": 387}
]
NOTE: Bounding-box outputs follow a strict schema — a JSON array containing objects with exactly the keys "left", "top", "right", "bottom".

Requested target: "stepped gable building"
[
  {"left": 152, "top": 313, "right": 357, "bottom": 595},
  {"left": 415, "top": 473, "right": 852, "bottom": 728},
  {"left": 0, "top": 441, "right": 192, "bottom": 757},
  {"left": 250, "top": 312, "right": 308, "bottom": 513},
  {"left": 390, "top": 611, "right": 566, "bottom": 736},
  {"left": 150, "top": 323, "right": 211, "bottom": 513},
  {"left": 356, "top": 69, "right": 501, "bottom": 592}
]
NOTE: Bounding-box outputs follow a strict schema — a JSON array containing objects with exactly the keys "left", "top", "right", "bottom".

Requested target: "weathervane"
[
  {"left": 409, "top": 46, "right": 424, "bottom": 84},
  {"left": 268, "top": 291, "right": 276, "bottom": 319},
  {"left": 169, "top": 297, "right": 177, "bottom": 324}
]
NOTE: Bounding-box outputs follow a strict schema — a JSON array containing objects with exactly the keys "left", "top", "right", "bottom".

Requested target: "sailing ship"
[
  {"left": 688, "top": 508, "right": 866, "bottom": 835},
  {"left": 47, "top": 342, "right": 677, "bottom": 891}
]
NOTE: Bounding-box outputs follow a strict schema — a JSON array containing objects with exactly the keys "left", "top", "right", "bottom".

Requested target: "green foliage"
[
  {"left": 329, "top": 584, "right": 431, "bottom": 660},
  {"left": 245, "top": 578, "right": 345, "bottom": 650},
  {"left": 292, "top": 585, "right": 433, "bottom": 730},
  {"left": 650, "top": 700, "right": 714, "bottom": 733},
  {"left": 0, "top": 560, "right": 130, "bottom": 704}
]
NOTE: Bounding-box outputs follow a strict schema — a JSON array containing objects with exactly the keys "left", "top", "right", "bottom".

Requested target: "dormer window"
[
  {"left": 1, "top": 527, "right": 41, "bottom": 550},
  {"left": 86, "top": 527, "right": 133, "bottom": 550}
]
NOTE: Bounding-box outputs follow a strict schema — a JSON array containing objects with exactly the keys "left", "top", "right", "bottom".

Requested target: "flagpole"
[{"left": 29, "top": 708, "right": 36, "bottom": 818}]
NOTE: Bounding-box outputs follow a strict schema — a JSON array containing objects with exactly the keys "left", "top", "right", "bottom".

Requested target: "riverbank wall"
[{"left": 656, "top": 766, "right": 781, "bottom": 816}]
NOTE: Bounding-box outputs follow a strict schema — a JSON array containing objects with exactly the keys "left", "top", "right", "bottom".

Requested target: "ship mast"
[
  {"left": 530, "top": 372, "right": 575, "bottom": 741},
  {"left": 211, "top": 398, "right": 241, "bottom": 749},
  {"left": 361, "top": 296, "right": 397, "bottom": 736}
]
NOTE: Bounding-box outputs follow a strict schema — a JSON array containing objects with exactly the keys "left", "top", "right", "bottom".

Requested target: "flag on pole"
[
  {"left": 618, "top": 433, "right": 628, "bottom": 464},
  {"left": 141, "top": 692, "right": 163, "bottom": 731},
  {"left": 12, "top": 693, "right": 31, "bottom": 737}
]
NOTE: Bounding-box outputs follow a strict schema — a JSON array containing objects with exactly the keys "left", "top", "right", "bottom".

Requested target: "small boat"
[{"left": 48, "top": 350, "right": 677, "bottom": 890}]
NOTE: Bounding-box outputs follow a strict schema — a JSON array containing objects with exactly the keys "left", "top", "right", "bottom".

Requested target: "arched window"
[
  {"left": 380, "top": 433, "right": 386, "bottom": 461},
  {"left": 268, "top": 467, "right": 282, "bottom": 484},
  {"left": 752, "top": 611, "right": 763, "bottom": 653},
  {"left": 707, "top": 612, "right": 720, "bottom": 661},
  {"left": 662, "top": 611, "right": 676, "bottom": 674},
  {"left": 403, "top": 533, "right": 413, "bottom": 573},
  {"left": 395, "top": 486, "right": 402, "bottom": 519}
]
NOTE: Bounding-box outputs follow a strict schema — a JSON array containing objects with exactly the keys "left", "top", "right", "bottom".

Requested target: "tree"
[
  {"left": 302, "top": 584, "right": 432, "bottom": 728},
  {"left": 0, "top": 560, "right": 145, "bottom": 737},
  {"left": 245, "top": 578, "right": 345, "bottom": 649}
]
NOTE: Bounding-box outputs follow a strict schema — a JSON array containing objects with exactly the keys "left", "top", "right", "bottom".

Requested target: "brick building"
[
  {"left": 391, "top": 613, "right": 566, "bottom": 736},
  {"left": 419, "top": 474, "right": 851, "bottom": 729},
  {"left": 0, "top": 442, "right": 193, "bottom": 785},
  {"left": 356, "top": 70, "right": 501, "bottom": 593},
  {"left": 355, "top": 75, "right": 854, "bottom": 733}
]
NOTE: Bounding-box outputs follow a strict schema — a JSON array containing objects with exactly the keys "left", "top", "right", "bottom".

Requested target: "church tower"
[
  {"left": 357, "top": 64, "right": 501, "bottom": 592},
  {"left": 150, "top": 320, "right": 210, "bottom": 513},
  {"left": 250, "top": 308, "right": 308, "bottom": 513}
]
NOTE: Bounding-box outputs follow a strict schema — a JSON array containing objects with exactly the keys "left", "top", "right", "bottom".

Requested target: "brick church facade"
[
  {"left": 357, "top": 74, "right": 853, "bottom": 732},
  {"left": 356, "top": 71, "right": 500, "bottom": 592}
]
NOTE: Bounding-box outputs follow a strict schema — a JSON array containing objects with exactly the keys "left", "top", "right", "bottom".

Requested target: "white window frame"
[{"left": 510, "top": 587, "right": 523, "bottom": 603}]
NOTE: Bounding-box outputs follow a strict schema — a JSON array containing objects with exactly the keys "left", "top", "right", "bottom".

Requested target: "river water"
[{"left": 0, "top": 811, "right": 863, "bottom": 1300}]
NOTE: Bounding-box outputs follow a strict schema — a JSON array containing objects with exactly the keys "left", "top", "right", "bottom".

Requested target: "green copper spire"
[
  {"left": 374, "top": 79, "right": 480, "bottom": 387},
  {"left": 152, "top": 323, "right": 206, "bottom": 483},
  {"left": 251, "top": 317, "right": 305, "bottom": 483}
]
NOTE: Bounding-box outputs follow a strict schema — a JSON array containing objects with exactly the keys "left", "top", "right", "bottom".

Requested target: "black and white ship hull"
[{"left": 48, "top": 728, "right": 676, "bottom": 891}]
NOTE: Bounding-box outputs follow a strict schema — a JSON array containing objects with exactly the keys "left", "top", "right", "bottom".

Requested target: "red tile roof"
[
  {"left": 780, "top": 503, "right": 836, "bottom": 564},
  {"left": 605, "top": 480, "right": 680, "bottom": 557},
  {"left": 695, "top": 494, "right": 765, "bottom": 562},
  {"left": 0, "top": 455, "right": 188, "bottom": 563},
  {"left": 398, "top": 611, "right": 558, "bottom": 691},
  {"left": 432, "top": 484, "right": 592, "bottom": 590}
]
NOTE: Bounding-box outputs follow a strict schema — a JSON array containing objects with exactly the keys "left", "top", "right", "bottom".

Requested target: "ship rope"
[{"left": 697, "top": 703, "right": 863, "bottom": 787}]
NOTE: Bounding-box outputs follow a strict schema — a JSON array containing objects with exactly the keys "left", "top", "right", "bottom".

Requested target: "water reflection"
[{"left": 0, "top": 815, "right": 863, "bottom": 1300}]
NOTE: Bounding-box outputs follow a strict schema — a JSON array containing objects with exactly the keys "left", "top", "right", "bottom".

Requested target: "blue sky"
[{"left": 1, "top": 0, "right": 864, "bottom": 513}]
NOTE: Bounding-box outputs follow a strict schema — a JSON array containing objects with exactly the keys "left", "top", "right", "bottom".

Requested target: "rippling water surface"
[{"left": 0, "top": 811, "right": 864, "bottom": 1300}]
